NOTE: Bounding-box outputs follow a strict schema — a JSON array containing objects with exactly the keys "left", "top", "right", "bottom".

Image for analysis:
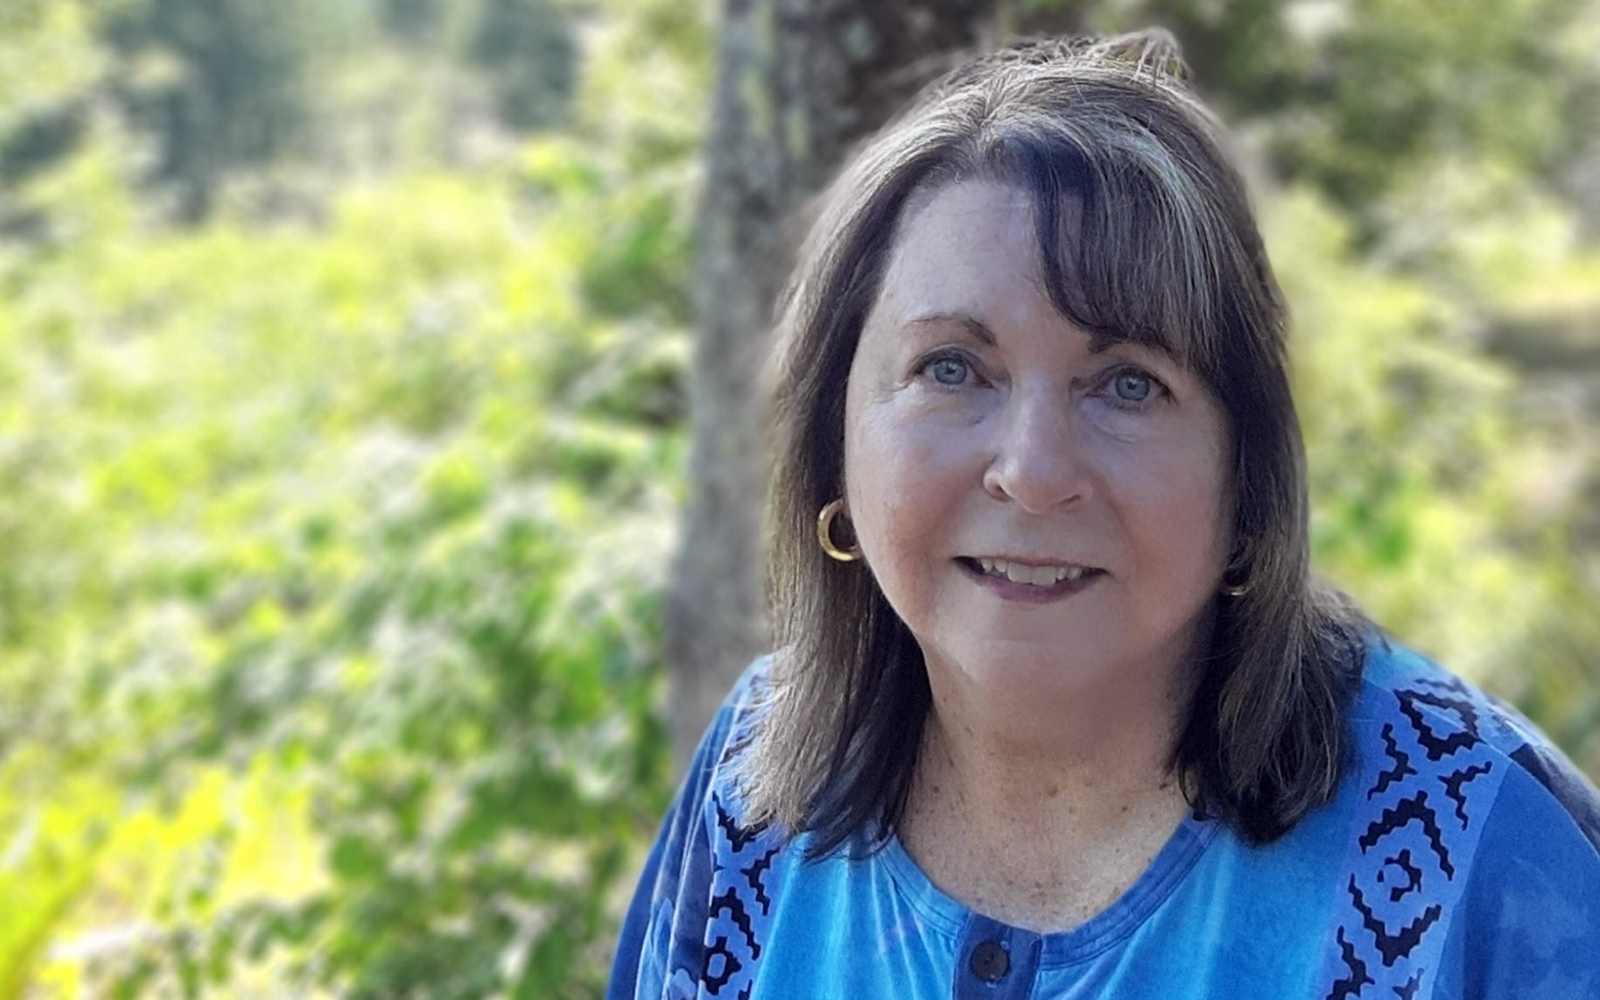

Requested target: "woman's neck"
[{"left": 896, "top": 671, "right": 1194, "bottom": 933}]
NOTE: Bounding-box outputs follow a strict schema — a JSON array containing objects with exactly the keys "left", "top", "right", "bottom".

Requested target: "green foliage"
[
  {"left": 0, "top": 135, "right": 688, "bottom": 995},
  {"left": 1272, "top": 188, "right": 1544, "bottom": 672},
  {"left": 1078, "top": 0, "right": 1600, "bottom": 218},
  {"left": 1, "top": 0, "right": 710, "bottom": 995},
  {"left": 2, "top": 0, "right": 589, "bottom": 223}
]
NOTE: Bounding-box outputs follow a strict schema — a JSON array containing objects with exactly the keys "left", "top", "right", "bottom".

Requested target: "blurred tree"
[
  {"left": 378, "top": 0, "right": 445, "bottom": 44},
  {"left": 97, "top": 0, "right": 332, "bottom": 220},
  {"left": 468, "top": 0, "right": 580, "bottom": 132},
  {"left": 0, "top": 102, "right": 85, "bottom": 189},
  {"left": 668, "top": 0, "right": 1009, "bottom": 770},
  {"left": 0, "top": 0, "right": 106, "bottom": 237}
]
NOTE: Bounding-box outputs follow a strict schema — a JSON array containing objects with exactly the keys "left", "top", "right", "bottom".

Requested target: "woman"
[{"left": 611, "top": 32, "right": 1600, "bottom": 999}]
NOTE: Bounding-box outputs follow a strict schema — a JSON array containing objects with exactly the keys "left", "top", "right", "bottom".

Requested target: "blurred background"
[{"left": 1, "top": 0, "right": 1597, "bottom": 995}]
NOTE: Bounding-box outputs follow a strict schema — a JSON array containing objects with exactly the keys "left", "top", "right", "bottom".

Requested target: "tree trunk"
[{"left": 666, "top": 0, "right": 1005, "bottom": 771}]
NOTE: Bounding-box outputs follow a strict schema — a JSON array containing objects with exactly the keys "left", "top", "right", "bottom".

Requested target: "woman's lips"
[{"left": 954, "top": 556, "right": 1106, "bottom": 603}]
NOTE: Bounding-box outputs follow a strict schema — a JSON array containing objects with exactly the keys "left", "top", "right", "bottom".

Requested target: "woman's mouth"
[{"left": 955, "top": 556, "right": 1106, "bottom": 602}]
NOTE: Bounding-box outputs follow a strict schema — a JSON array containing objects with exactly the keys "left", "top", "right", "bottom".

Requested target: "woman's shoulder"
[
  {"left": 1310, "top": 636, "right": 1600, "bottom": 997},
  {"left": 694, "top": 653, "right": 778, "bottom": 808},
  {"left": 608, "top": 654, "right": 787, "bottom": 1000},
  {"left": 1349, "top": 636, "right": 1600, "bottom": 853},
  {"left": 672, "top": 653, "right": 777, "bottom": 787}
]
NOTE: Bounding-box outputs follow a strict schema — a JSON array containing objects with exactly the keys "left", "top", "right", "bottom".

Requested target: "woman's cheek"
[
  {"left": 851, "top": 414, "right": 957, "bottom": 573},
  {"left": 845, "top": 407, "right": 913, "bottom": 563},
  {"left": 1078, "top": 397, "right": 1169, "bottom": 443}
]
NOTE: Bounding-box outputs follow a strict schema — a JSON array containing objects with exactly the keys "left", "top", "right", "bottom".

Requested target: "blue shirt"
[{"left": 609, "top": 640, "right": 1600, "bottom": 999}]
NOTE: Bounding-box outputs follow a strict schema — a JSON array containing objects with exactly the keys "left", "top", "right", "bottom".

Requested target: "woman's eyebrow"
[
  {"left": 903, "top": 312, "right": 997, "bottom": 346},
  {"left": 903, "top": 312, "right": 1181, "bottom": 367},
  {"left": 1088, "top": 332, "right": 1180, "bottom": 364}
]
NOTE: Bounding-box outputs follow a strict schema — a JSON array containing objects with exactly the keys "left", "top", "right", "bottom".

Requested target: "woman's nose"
[{"left": 981, "top": 390, "right": 1092, "bottom": 513}]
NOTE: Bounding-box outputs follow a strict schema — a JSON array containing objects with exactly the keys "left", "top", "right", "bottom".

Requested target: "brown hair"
[{"left": 747, "top": 30, "right": 1369, "bottom": 856}]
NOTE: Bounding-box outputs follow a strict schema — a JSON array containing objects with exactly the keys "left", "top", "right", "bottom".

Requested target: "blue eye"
[
  {"left": 1112, "top": 371, "right": 1153, "bottom": 402},
  {"left": 927, "top": 356, "right": 970, "bottom": 386}
]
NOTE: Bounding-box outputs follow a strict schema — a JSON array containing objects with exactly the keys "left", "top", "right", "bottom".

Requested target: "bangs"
[{"left": 979, "top": 126, "right": 1237, "bottom": 377}]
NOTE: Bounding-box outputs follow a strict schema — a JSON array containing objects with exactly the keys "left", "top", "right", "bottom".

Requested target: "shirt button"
[{"left": 969, "top": 939, "right": 1010, "bottom": 981}]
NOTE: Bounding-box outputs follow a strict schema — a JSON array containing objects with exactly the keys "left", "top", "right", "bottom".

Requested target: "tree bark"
[{"left": 666, "top": 0, "right": 1004, "bottom": 772}]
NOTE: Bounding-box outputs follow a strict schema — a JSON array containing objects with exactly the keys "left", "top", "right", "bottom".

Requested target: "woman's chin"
[{"left": 938, "top": 640, "right": 1118, "bottom": 694}]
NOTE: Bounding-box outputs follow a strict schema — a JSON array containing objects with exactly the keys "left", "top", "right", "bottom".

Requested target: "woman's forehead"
[
  {"left": 880, "top": 181, "right": 1071, "bottom": 303},
  {"left": 875, "top": 179, "right": 1187, "bottom": 364},
  {"left": 878, "top": 183, "right": 1041, "bottom": 305},
  {"left": 892, "top": 176, "right": 1077, "bottom": 252}
]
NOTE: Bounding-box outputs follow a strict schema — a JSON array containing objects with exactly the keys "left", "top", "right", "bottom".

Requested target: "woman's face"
[{"left": 842, "top": 179, "right": 1233, "bottom": 717}]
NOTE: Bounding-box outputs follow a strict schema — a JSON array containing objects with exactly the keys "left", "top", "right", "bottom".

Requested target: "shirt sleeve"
[
  {"left": 606, "top": 667, "right": 757, "bottom": 1000},
  {"left": 1434, "top": 743, "right": 1600, "bottom": 1000}
]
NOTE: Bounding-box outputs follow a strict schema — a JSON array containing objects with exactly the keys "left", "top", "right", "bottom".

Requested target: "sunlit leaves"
[{"left": 2, "top": 54, "right": 685, "bottom": 1000}]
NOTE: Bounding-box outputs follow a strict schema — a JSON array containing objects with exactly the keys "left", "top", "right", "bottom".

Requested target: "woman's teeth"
[{"left": 976, "top": 558, "right": 1093, "bottom": 586}]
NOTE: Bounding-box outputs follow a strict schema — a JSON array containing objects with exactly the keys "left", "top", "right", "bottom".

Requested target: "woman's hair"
[{"left": 744, "top": 30, "right": 1370, "bottom": 855}]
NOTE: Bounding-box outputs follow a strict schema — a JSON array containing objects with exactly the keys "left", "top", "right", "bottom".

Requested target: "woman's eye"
[
  {"left": 924, "top": 355, "right": 971, "bottom": 386},
  {"left": 1113, "top": 371, "right": 1152, "bottom": 402},
  {"left": 1100, "top": 367, "right": 1166, "bottom": 407}
]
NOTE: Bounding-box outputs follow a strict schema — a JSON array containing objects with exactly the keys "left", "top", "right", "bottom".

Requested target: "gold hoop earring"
[{"left": 816, "top": 499, "right": 862, "bottom": 562}]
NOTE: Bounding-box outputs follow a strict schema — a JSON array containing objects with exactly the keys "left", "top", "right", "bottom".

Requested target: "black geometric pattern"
[
  {"left": 715, "top": 800, "right": 768, "bottom": 853},
  {"left": 1395, "top": 688, "right": 1480, "bottom": 762},
  {"left": 708, "top": 886, "right": 761, "bottom": 960},
  {"left": 1320, "top": 666, "right": 1509, "bottom": 999},
  {"left": 1327, "top": 926, "right": 1375, "bottom": 1000},
  {"left": 1438, "top": 762, "right": 1493, "bottom": 829},
  {"left": 1415, "top": 675, "right": 1469, "bottom": 697},
  {"left": 742, "top": 846, "right": 778, "bottom": 916},
  {"left": 701, "top": 935, "right": 742, "bottom": 994},
  {"left": 1359, "top": 791, "right": 1453, "bottom": 879},
  {"left": 1379, "top": 849, "right": 1422, "bottom": 903},
  {"left": 692, "top": 685, "right": 783, "bottom": 1000},
  {"left": 1347, "top": 874, "right": 1442, "bottom": 966},
  {"left": 1393, "top": 971, "right": 1423, "bottom": 999},
  {"left": 1369, "top": 724, "right": 1417, "bottom": 800}
]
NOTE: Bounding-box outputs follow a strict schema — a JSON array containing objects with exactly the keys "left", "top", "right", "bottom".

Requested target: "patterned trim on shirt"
[{"left": 1319, "top": 671, "right": 1512, "bottom": 999}]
